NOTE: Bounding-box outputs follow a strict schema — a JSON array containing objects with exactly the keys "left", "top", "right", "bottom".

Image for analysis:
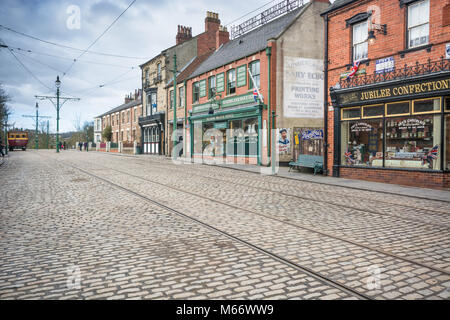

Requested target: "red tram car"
[{"left": 7, "top": 131, "right": 28, "bottom": 151}]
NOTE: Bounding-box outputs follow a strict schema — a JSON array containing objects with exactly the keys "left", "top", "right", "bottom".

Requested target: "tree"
[
  {"left": 0, "top": 84, "right": 12, "bottom": 144},
  {"left": 102, "top": 125, "right": 112, "bottom": 142},
  {"left": 82, "top": 121, "right": 94, "bottom": 142}
]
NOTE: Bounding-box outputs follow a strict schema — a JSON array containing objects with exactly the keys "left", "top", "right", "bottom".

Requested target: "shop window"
[
  {"left": 342, "top": 107, "right": 361, "bottom": 120},
  {"left": 193, "top": 82, "right": 200, "bottom": 103},
  {"left": 193, "top": 122, "right": 203, "bottom": 155},
  {"left": 385, "top": 114, "right": 441, "bottom": 170},
  {"left": 341, "top": 119, "right": 383, "bottom": 167},
  {"left": 407, "top": 0, "right": 429, "bottom": 49},
  {"left": 445, "top": 97, "right": 450, "bottom": 112},
  {"left": 386, "top": 101, "right": 410, "bottom": 117},
  {"left": 227, "top": 120, "right": 245, "bottom": 157},
  {"left": 227, "top": 69, "right": 236, "bottom": 95},
  {"left": 362, "top": 105, "right": 384, "bottom": 118},
  {"left": 244, "top": 118, "right": 259, "bottom": 156},
  {"left": 413, "top": 98, "right": 441, "bottom": 114},
  {"left": 352, "top": 20, "right": 368, "bottom": 62},
  {"left": 249, "top": 61, "right": 260, "bottom": 90}
]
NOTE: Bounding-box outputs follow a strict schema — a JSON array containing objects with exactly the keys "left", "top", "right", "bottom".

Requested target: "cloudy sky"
[{"left": 0, "top": 0, "right": 322, "bottom": 132}]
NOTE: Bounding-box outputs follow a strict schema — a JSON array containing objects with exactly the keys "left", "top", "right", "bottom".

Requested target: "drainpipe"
[
  {"left": 323, "top": 14, "right": 329, "bottom": 176},
  {"left": 184, "top": 80, "right": 187, "bottom": 159},
  {"left": 265, "top": 43, "right": 273, "bottom": 165}
]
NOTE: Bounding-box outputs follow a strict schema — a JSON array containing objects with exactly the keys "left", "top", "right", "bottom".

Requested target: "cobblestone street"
[{"left": 1, "top": 150, "right": 449, "bottom": 300}]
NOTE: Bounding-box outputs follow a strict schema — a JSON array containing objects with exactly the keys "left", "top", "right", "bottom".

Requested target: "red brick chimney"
[
  {"left": 205, "top": 11, "right": 220, "bottom": 33},
  {"left": 176, "top": 25, "right": 192, "bottom": 45},
  {"left": 125, "top": 94, "right": 132, "bottom": 104},
  {"left": 216, "top": 25, "right": 229, "bottom": 49}
]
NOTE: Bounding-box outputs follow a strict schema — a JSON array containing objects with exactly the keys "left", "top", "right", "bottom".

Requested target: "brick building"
[
  {"left": 140, "top": 11, "right": 226, "bottom": 155},
  {"left": 99, "top": 89, "right": 142, "bottom": 146},
  {"left": 322, "top": 0, "right": 450, "bottom": 189},
  {"left": 185, "top": 0, "right": 329, "bottom": 165}
]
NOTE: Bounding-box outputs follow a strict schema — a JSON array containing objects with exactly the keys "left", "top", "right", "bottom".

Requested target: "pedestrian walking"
[{"left": 79, "top": 142, "right": 82, "bottom": 151}]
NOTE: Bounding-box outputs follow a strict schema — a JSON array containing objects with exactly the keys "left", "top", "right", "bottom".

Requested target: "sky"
[{"left": 0, "top": 0, "right": 325, "bottom": 133}]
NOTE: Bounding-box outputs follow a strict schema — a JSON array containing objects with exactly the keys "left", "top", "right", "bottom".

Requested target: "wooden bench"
[{"left": 289, "top": 155, "right": 324, "bottom": 175}]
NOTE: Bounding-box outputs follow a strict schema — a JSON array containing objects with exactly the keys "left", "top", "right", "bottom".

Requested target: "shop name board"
[
  {"left": 339, "top": 78, "right": 450, "bottom": 105},
  {"left": 204, "top": 110, "right": 259, "bottom": 122},
  {"left": 193, "top": 93, "right": 255, "bottom": 113},
  {"left": 360, "top": 78, "right": 450, "bottom": 101}
]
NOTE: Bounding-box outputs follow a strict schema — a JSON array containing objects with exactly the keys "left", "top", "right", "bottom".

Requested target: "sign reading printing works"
[
  {"left": 337, "top": 77, "right": 450, "bottom": 105},
  {"left": 284, "top": 57, "right": 324, "bottom": 118}
]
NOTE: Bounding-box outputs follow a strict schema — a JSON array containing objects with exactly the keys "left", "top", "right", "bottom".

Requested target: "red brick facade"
[{"left": 324, "top": 0, "right": 450, "bottom": 189}]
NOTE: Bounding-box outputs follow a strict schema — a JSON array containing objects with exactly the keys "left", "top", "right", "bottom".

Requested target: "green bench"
[{"left": 289, "top": 155, "right": 324, "bottom": 175}]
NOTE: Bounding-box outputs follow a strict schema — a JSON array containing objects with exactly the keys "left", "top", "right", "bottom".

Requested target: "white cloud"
[{"left": 0, "top": 0, "right": 316, "bottom": 132}]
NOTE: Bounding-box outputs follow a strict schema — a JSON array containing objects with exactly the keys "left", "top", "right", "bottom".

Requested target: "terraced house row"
[{"left": 94, "top": 0, "right": 450, "bottom": 189}]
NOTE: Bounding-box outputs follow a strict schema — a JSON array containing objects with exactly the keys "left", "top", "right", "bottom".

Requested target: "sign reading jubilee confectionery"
[
  {"left": 283, "top": 57, "right": 324, "bottom": 119},
  {"left": 338, "top": 77, "right": 450, "bottom": 105}
]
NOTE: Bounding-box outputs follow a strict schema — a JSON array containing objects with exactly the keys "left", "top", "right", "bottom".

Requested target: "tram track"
[
  {"left": 35, "top": 152, "right": 371, "bottom": 300},
  {"left": 47, "top": 153, "right": 450, "bottom": 276},
  {"left": 94, "top": 153, "right": 450, "bottom": 227}
]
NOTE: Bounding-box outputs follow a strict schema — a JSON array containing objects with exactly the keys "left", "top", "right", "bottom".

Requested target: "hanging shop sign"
[
  {"left": 283, "top": 57, "right": 324, "bottom": 119},
  {"left": 301, "top": 129, "right": 324, "bottom": 140},
  {"left": 376, "top": 57, "right": 395, "bottom": 74}
]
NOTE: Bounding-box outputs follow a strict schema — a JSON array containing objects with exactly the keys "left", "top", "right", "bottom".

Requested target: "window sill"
[{"left": 399, "top": 44, "right": 432, "bottom": 58}]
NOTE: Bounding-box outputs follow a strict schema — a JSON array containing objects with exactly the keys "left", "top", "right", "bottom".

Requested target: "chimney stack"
[
  {"left": 205, "top": 11, "right": 220, "bottom": 33},
  {"left": 176, "top": 25, "right": 193, "bottom": 45},
  {"left": 216, "top": 25, "right": 229, "bottom": 49},
  {"left": 125, "top": 94, "right": 132, "bottom": 104}
]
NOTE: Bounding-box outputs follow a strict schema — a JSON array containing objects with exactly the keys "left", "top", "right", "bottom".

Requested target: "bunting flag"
[
  {"left": 248, "top": 68, "right": 264, "bottom": 103},
  {"left": 346, "top": 60, "right": 361, "bottom": 80},
  {"left": 422, "top": 145, "right": 439, "bottom": 167}
]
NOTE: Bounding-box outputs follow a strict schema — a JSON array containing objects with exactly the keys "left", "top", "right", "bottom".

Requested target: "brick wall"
[
  {"left": 340, "top": 167, "right": 449, "bottom": 189},
  {"left": 325, "top": 0, "right": 450, "bottom": 187}
]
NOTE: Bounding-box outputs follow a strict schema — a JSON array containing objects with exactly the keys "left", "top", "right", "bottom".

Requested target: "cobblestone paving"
[{"left": 1, "top": 150, "right": 449, "bottom": 300}]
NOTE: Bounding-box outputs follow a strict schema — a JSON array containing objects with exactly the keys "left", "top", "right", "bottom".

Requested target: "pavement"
[{"left": 0, "top": 150, "right": 449, "bottom": 300}]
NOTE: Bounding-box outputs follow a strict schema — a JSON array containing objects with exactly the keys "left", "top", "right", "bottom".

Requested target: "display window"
[
  {"left": 341, "top": 119, "right": 383, "bottom": 167},
  {"left": 340, "top": 97, "right": 444, "bottom": 170}
]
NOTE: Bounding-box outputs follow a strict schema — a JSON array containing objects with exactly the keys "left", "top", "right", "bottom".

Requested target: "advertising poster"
[
  {"left": 278, "top": 128, "right": 291, "bottom": 155},
  {"left": 283, "top": 57, "right": 324, "bottom": 119}
]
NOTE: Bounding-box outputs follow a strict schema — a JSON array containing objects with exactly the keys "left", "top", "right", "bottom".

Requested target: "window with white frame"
[
  {"left": 353, "top": 20, "right": 368, "bottom": 62},
  {"left": 408, "top": 0, "right": 429, "bottom": 48}
]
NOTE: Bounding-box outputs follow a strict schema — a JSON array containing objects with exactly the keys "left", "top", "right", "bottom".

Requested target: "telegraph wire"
[
  {"left": 0, "top": 24, "right": 147, "bottom": 60},
  {"left": 5, "top": 45, "right": 53, "bottom": 91},
  {"left": 61, "top": 0, "right": 137, "bottom": 78},
  {"left": 2, "top": 45, "right": 136, "bottom": 69}
]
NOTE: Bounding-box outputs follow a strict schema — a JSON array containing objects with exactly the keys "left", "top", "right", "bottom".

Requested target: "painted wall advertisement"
[
  {"left": 283, "top": 57, "right": 324, "bottom": 119},
  {"left": 278, "top": 128, "right": 291, "bottom": 155}
]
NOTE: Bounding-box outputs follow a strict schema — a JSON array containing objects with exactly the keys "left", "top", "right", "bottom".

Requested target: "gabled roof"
[
  {"left": 189, "top": 4, "right": 307, "bottom": 79},
  {"left": 97, "top": 98, "right": 142, "bottom": 118},
  {"left": 321, "top": 0, "right": 358, "bottom": 16}
]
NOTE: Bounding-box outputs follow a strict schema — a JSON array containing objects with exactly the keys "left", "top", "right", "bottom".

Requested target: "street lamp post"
[
  {"left": 35, "top": 76, "right": 80, "bottom": 153},
  {"left": 4, "top": 116, "right": 7, "bottom": 156},
  {"left": 55, "top": 76, "right": 61, "bottom": 153}
]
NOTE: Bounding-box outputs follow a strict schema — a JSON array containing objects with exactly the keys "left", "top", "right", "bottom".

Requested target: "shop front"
[
  {"left": 188, "top": 93, "right": 264, "bottom": 165},
  {"left": 330, "top": 74, "right": 450, "bottom": 189},
  {"left": 139, "top": 112, "right": 165, "bottom": 155}
]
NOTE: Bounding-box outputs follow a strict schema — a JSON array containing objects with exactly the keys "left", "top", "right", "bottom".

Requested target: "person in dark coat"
[{"left": 79, "top": 142, "right": 82, "bottom": 151}]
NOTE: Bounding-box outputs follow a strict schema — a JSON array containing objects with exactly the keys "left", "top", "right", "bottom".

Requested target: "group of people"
[{"left": 78, "top": 142, "right": 89, "bottom": 151}]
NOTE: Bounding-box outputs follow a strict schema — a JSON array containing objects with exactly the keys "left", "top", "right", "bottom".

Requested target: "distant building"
[
  {"left": 94, "top": 117, "right": 102, "bottom": 143},
  {"left": 97, "top": 89, "right": 142, "bottom": 145}
]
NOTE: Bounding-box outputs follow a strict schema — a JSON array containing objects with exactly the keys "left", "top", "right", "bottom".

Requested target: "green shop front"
[{"left": 188, "top": 93, "right": 265, "bottom": 165}]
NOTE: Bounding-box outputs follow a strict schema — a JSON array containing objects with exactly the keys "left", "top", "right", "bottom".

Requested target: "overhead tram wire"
[
  {"left": 3, "top": 45, "right": 136, "bottom": 69},
  {"left": 61, "top": 0, "right": 137, "bottom": 79},
  {"left": 0, "top": 24, "right": 147, "bottom": 60},
  {"left": 5, "top": 45, "right": 53, "bottom": 91}
]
